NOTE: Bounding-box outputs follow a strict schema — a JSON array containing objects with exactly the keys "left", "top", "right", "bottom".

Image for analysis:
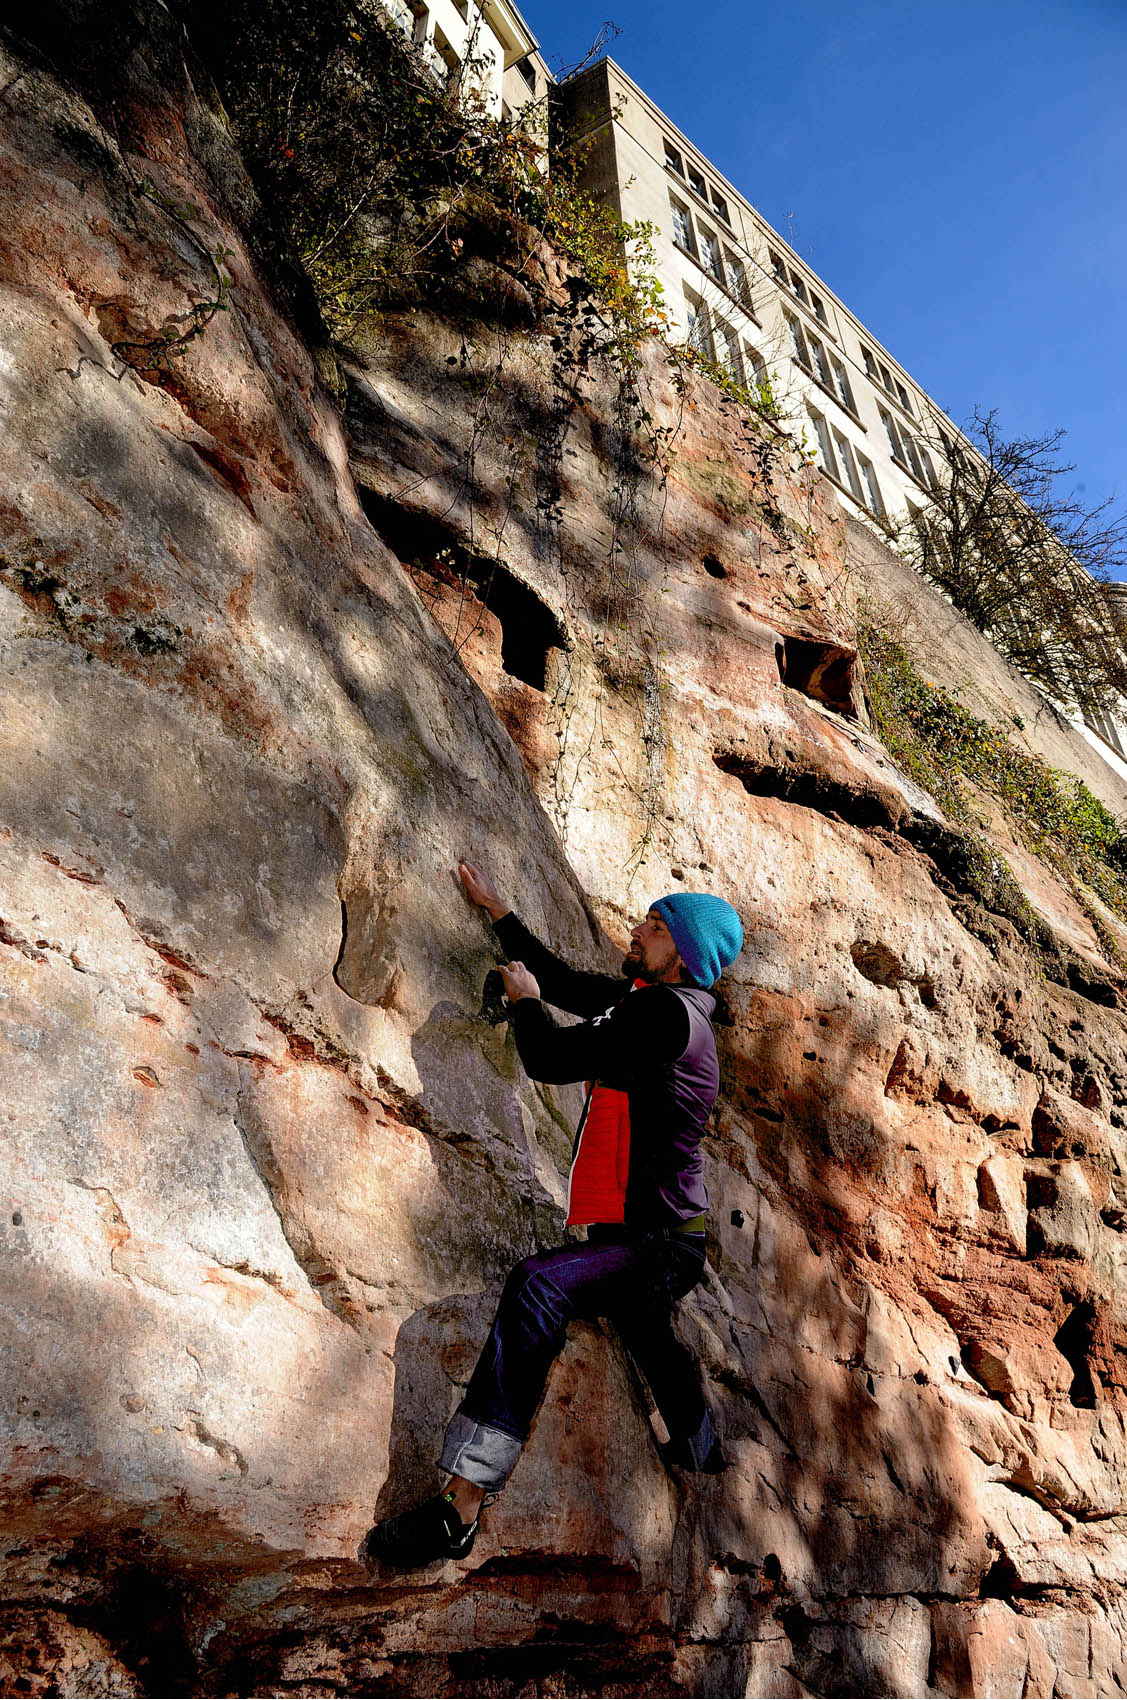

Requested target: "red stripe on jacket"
[{"left": 566, "top": 1083, "right": 630, "bottom": 1226}]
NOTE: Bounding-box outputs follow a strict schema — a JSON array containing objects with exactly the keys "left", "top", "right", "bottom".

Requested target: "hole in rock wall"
[
  {"left": 712, "top": 752, "right": 895, "bottom": 833},
  {"left": 78, "top": 1563, "right": 198, "bottom": 1696},
  {"left": 702, "top": 554, "right": 727, "bottom": 579},
  {"left": 777, "top": 633, "right": 861, "bottom": 719},
  {"left": 358, "top": 487, "right": 566, "bottom": 690},
  {"left": 1053, "top": 1300, "right": 1099, "bottom": 1408},
  {"left": 850, "top": 939, "right": 902, "bottom": 989},
  {"left": 978, "top": 1552, "right": 1020, "bottom": 1599}
]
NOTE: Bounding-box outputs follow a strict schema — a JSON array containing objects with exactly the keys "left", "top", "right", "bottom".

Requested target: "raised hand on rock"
[{"left": 458, "top": 861, "right": 509, "bottom": 922}]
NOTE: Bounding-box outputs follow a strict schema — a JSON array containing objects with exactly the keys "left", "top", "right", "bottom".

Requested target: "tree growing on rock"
[{"left": 903, "top": 408, "right": 1127, "bottom": 724}]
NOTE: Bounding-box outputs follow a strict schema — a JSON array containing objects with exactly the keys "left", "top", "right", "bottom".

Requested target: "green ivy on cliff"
[{"left": 860, "top": 621, "right": 1127, "bottom": 937}]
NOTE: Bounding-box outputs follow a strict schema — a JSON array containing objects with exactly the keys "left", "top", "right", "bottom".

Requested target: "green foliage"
[
  {"left": 674, "top": 347, "right": 784, "bottom": 427},
  {"left": 189, "top": 0, "right": 664, "bottom": 348},
  {"left": 859, "top": 619, "right": 1127, "bottom": 924}
]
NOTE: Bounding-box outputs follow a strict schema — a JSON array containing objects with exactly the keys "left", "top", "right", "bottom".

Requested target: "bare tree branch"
[{"left": 900, "top": 409, "right": 1127, "bottom": 722}]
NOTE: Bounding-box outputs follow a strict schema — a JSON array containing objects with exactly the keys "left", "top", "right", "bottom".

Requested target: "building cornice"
[{"left": 481, "top": 0, "right": 540, "bottom": 66}]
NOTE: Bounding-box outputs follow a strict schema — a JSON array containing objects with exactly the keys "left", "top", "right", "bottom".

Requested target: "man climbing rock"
[{"left": 361, "top": 861, "right": 743, "bottom": 1570}]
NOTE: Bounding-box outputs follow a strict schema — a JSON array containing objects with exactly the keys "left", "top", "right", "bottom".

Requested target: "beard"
[{"left": 623, "top": 948, "right": 668, "bottom": 984}]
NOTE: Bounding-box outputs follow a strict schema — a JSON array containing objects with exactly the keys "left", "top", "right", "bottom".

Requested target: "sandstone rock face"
[{"left": 2, "top": 10, "right": 1127, "bottom": 1695}]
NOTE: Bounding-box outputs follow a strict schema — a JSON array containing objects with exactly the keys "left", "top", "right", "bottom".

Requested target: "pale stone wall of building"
[
  {"left": 560, "top": 60, "right": 963, "bottom": 534},
  {"left": 378, "top": 0, "right": 547, "bottom": 118},
  {"left": 500, "top": 46, "right": 553, "bottom": 123}
]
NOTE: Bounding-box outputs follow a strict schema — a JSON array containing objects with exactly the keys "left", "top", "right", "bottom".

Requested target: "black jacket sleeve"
[
  {"left": 493, "top": 912, "right": 626, "bottom": 1019},
  {"left": 508, "top": 984, "right": 691, "bottom": 1085}
]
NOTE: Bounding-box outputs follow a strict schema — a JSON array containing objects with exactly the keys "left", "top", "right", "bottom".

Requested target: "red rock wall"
[{"left": 1, "top": 9, "right": 1126, "bottom": 1696}]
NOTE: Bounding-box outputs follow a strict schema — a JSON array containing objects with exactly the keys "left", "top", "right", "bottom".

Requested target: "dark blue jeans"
[{"left": 439, "top": 1227, "right": 713, "bottom": 1489}]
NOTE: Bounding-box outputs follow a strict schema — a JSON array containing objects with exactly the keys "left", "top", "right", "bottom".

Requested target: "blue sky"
[{"left": 519, "top": 0, "right": 1127, "bottom": 567}]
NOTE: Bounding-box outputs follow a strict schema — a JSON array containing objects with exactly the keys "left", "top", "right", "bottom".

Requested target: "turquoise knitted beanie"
[{"left": 650, "top": 892, "right": 743, "bottom": 988}]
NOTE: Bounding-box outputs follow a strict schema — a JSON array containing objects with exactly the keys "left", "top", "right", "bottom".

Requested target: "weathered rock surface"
[{"left": 2, "top": 8, "right": 1127, "bottom": 1695}]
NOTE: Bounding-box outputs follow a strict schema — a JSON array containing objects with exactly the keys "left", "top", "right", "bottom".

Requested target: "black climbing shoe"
[
  {"left": 661, "top": 1435, "right": 728, "bottom": 1474},
  {"left": 360, "top": 1494, "right": 480, "bottom": 1570}
]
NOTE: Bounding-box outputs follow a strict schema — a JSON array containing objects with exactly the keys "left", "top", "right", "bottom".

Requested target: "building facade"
[
  {"left": 558, "top": 60, "right": 983, "bottom": 531},
  {"left": 379, "top": 0, "right": 552, "bottom": 121}
]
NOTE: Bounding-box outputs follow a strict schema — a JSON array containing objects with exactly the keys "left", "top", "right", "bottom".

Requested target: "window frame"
[
  {"left": 808, "top": 332, "right": 833, "bottom": 390},
  {"left": 832, "top": 428, "right": 864, "bottom": 503},
  {"left": 785, "top": 311, "right": 811, "bottom": 371},
  {"left": 857, "top": 452, "right": 884, "bottom": 514},
  {"left": 717, "top": 318, "right": 744, "bottom": 385},
  {"left": 699, "top": 225, "right": 723, "bottom": 284},
  {"left": 830, "top": 353, "right": 857, "bottom": 416},
  {"left": 723, "top": 249, "right": 748, "bottom": 303},
  {"left": 670, "top": 193, "right": 697, "bottom": 259},
  {"left": 685, "top": 289, "right": 715, "bottom": 360},
  {"left": 808, "top": 406, "right": 839, "bottom": 481}
]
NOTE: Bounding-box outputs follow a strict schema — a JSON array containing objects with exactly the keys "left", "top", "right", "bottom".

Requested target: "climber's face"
[{"left": 626, "top": 911, "right": 684, "bottom": 984}]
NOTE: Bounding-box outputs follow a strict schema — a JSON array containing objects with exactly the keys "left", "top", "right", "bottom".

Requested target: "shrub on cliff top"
[{"left": 183, "top": 0, "right": 663, "bottom": 348}]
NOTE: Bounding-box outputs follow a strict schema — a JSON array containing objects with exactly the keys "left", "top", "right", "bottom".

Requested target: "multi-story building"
[
  {"left": 379, "top": 0, "right": 552, "bottom": 121},
  {"left": 556, "top": 57, "right": 1127, "bottom": 774},
  {"left": 557, "top": 58, "right": 951, "bottom": 528}
]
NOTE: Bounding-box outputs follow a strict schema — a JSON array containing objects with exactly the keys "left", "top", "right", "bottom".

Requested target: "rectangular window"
[
  {"left": 723, "top": 251, "right": 747, "bottom": 301},
  {"left": 832, "top": 429, "right": 864, "bottom": 502},
  {"left": 789, "top": 271, "right": 809, "bottom": 305},
  {"left": 830, "top": 353, "right": 856, "bottom": 414},
  {"left": 685, "top": 292, "right": 714, "bottom": 359},
  {"left": 664, "top": 140, "right": 684, "bottom": 176},
  {"left": 710, "top": 190, "right": 730, "bottom": 224},
  {"left": 785, "top": 312, "right": 810, "bottom": 369},
  {"left": 895, "top": 379, "right": 912, "bottom": 412},
  {"left": 862, "top": 347, "right": 880, "bottom": 381},
  {"left": 809, "top": 408, "right": 839, "bottom": 480},
  {"left": 880, "top": 406, "right": 905, "bottom": 465},
  {"left": 670, "top": 196, "right": 696, "bottom": 256},
  {"left": 700, "top": 227, "right": 723, "bottom": 282},
  {"left": 432, "top": 26, "right": 460, "bottom": 81},
  {"left": 718, "top": 321, "right": 744, "bottom": 384},
  {"left": 878, "top": 359, "right": 894, "bottom": 394},
  {"left": 810, "top": 290, "right": 827, "bottom": 324},
  {"left": 808, "top": 333, "right": 832, "bottom": 389},
  {"left": 940, "top": 429, "right": 967, "bottom": 472},
  {"left": 917, "top": 445, "right": 937, "bottom": 488},
  {"left": 688, "top": 164, "right": 708, "bottom": 199},
  {"left": 901, "top": 430, "right": 925, "bottom": 482},
  {"left": 770, "top": 249, "right": 788, "bottom": 282},
  {"left": 858, "top": 453, "right": 884, "bottom": 513},
  {"left": 385, "top": 0, "right": 416, "bottom": 38}
]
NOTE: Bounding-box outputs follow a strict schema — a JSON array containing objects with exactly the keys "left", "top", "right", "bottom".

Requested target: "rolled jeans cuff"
[{"left": 439, "top": 1410, "right": 523, "bottom": 1490}]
